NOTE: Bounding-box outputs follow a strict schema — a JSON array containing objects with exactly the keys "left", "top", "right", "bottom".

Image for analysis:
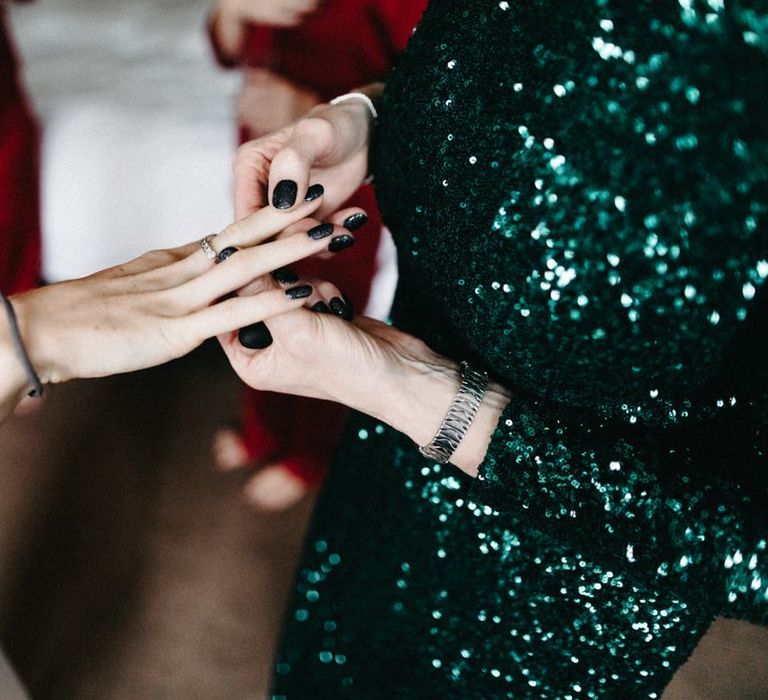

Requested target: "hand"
[
  {"left": 238, "top": 68, "right": 321, "bottom": 139},
  {"left": 234, "top": 86, "right": 383, "bottom": 219},
  {"left": 219, "top": 300, "right": 509, "bottom": 474},
  {"left": 218, "top": 0, "right": 320, "bottom": 28},
  {"left": 6, "top": 194, "right": 363, "bottom": 387}
]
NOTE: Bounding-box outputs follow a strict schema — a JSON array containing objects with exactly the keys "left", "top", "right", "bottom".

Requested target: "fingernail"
[
  {"left": 311, "top": 301, "right": 331, "bottom": 313},
  {"left": 238, "top": 322, "right": 273, "bottom": 349},
  {"left": 272, "top": 180, "right": 297, "bottom": 209},
  {"left": 342, "top": 293, "right": 354, "bottom": 318},
  {"left": 271, "top": 267, "right": 300, "bottom": 285},
  {"left": 330, "top": 296, "right": 353, "bottom": 321},
  {"left": 285, "top": 284, "right": 312, "bottom": 300},
  {"left": 307, "top": 223, "right": 334, "bottom": 240},
  {"left": 343, "top": 212, "right": 368, "bottom": 231},
  {"left": 328, "top": 234, "right": 355, "bottom": 253},
  {"left": 304, "top": 183, "right": 324, "bottom": 202},
  {"left": 216, "top": 246, "right": 238, "bottom": 263}
]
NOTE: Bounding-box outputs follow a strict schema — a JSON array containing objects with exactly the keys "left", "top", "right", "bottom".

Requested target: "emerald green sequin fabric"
[{"left": 272, "top": 1, "right": 768, "bottom": 697}]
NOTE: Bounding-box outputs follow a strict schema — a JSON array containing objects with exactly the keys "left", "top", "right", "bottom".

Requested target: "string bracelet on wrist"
[
  {"left": 329, "top": 92, "right": 379, "bottom": 120},
  {"left": 419, "top": 361, "right": 488, "bottom": 464},
  {"left": 0, "top": 293, "right": 43, "bottom": 398}
]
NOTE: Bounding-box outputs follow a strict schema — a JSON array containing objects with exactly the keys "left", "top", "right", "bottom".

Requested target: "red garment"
[
  {"left": 211, "top": 0, "right": 426, "bottom": 486},
  {"left": 238, "top": 0, "right": 426, "bottom": 101},
  {"left": 0, "top": 6, "right": 41, "bottom": 295}
]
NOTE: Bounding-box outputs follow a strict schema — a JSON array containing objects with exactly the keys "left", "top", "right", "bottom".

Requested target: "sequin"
[{"left": 273, "top": 1, "right": 768, "bottom": 698}]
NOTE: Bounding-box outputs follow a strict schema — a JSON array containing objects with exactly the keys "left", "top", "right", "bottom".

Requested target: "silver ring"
[{"left": 199, "top": 235, "right": 218, "bottom": 261}]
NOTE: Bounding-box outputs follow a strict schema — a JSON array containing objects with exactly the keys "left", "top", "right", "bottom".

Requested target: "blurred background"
[{"left": 10, "top": 0, "right": 239, "bottom": 281}]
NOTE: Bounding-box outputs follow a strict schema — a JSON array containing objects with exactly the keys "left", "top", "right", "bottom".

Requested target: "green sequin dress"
[{"left": 272, "top": 1, "right": 768, "bottom": 697}]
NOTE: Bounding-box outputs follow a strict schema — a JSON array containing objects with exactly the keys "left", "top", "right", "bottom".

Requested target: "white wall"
[{"left": 9, "top": 0, "right": 240, "bottom": 281}]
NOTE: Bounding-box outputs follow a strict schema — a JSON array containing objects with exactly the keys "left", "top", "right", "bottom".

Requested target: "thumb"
[{"left": 267, "top": 116, "right": 336, "bottom": 211}]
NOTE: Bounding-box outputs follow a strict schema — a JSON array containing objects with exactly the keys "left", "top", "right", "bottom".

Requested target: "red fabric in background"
[
  {"left": 0, "top": 7, "right": 41, "bottom": 295},
  {"left": 239, "top": 0, "right": 426, "bottom": 101},
  {"left": 212, "top": 0, "right": 427, "bottom": 484}
]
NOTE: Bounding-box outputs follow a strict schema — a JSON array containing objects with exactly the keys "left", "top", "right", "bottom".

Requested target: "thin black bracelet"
[{"left": 1, "top": 293, "right": 43, "bottom": 398}]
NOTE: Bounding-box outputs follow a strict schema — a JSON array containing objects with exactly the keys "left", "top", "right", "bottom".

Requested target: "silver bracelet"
[
  {"left": 329, "top": 92, "right": 378, "bottom": 120},
  {"left": 419, "top": 361, "right": 488, "bottom": 464}
]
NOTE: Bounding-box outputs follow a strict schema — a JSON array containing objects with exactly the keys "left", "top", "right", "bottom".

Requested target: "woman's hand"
[
  {"left": 5, "top": 194, "right": 363, "bottom": 389},
  {"left": 219, "top": 307, "right": 511, "bottom": 475},
  {"left": 234, "top": 86, "right": 383, "bottom": 220}
]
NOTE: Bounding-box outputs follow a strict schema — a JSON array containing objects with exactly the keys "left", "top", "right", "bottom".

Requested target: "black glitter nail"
[
  {"left": 272, "top": 180, "right": 298, "bottom": 209},
  {"left": 308, "top": 223, "right": 334, "bottom": 240},
  {"left": 343, "top": 212, "right": 368, "bottom": 231},
  {"left": 311, "top": 301, "right": 331, "bottom": 313},
  {"left": 328, "top": 235, "right": 355, "bottom": 253},
  {"left": 304, "top": 183, "right": 324, "bottom": 202},
  {"left": 341, "top": 293, "right": 355, "bottom": 319},
  {"left": 330, "top": 296, "right": 353, "bottom": 321},
  {"left": 271, "top": 267, "right": 300, "bottom": 285},
  {"left": 216, "top": 246, "right": 238, "bottom": 263},
  {"left": 285, "top": 284, "right": 313, "bottom": 300}
]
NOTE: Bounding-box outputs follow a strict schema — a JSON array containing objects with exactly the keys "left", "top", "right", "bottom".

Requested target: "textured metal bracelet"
[{"left": 419, "top": 361, "right": 488, "bottom": 464}]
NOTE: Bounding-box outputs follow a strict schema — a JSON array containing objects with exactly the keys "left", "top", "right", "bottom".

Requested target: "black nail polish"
[
  {"left": 343, "top": 212, "right": 368, "bottom": 231},
  {"left": 342, "top": 293, "right": 355, "bottom": 319},
  {"left": 330, "top": 296, "right": 352, "bottom": 321},
  {"left": 238, "top": 322, "right": 273, "bottom": 349},
  {"left": 328, "top": 234, "right": 355, "bottom": 253},
  {"left": 311, "top": 301, "right": 331, "bottom": 314},
  {"left": 216, "top": 246, "right": 238, "bottom": 263},
  {"left": 307, "top": 223, "right": 334, "bottom": 240},
  {"left": 272, "top": 180, "right": 298, "bottom": 209},
  {"left": 304, "top": 183, "right": 324, "bottom": 202},
  {"left": 271, "top": 267, "right": 300, "bottom": 285},
  {"left": 285, "top": 284, "right": 312, "bottom": 300}
]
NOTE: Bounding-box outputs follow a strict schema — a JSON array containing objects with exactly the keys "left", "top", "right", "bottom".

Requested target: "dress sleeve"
[
  {"left": 471, "top": 390, "right": 768, "bottom": 626},
  {"left": 467, "top": 207, "right": 768, "bottom": 625}
]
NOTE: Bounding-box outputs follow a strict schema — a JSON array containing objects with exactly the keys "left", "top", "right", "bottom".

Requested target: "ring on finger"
[{"left": 199, "top": 235, "right": 218, "bottom": 262}]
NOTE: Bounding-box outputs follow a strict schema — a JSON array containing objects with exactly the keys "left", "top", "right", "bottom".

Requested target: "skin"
[
  {"left": 224, "top": 92, "right": 512, "bottom": 477},
  {"left": 0, "top": 194, "right": 366, "bottom": 424},
  {"left": 211, "top": 0, "right": 321, "bottom": 62},
  {"left": 237, "top": 67, "right": 321, "bottom": 140}
]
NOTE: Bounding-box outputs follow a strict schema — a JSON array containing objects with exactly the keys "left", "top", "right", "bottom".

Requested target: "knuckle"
[
  {"left": 222, "top": 220, "right": 245, "bottom": 243},
  {"left": 295, "top": 115, "right": 334, "bottom": 144}
]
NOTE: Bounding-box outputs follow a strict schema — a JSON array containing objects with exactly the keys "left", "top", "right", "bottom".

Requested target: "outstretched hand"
[{"left": 7, "top": 192, "right": 364, "bottom": 388}]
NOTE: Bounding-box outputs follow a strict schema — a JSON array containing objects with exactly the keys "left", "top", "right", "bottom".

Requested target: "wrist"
[
  {"left": 0, "top": 298, "right": 36, "bottom": 406},
  {"left": 359, "top": 351, "right": 510, "bottom": 476}
]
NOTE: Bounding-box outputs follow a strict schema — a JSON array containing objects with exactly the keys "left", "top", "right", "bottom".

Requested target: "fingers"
[
  {"left": 183, "top": 286, "right": 310, "bottom": 341},
  {"left": 234, "top": 130, "right": 288, "bottom": 219},
  {"left": 158, "top": 193, "right": 325, "bottom": 288},
  {"left": 267, "top": 117, "right": 336, "bottom": 213},
  {"left": 270, "top": 207, "right": 368, "bottom": 261},
  {"left": 171, "top": 224, "right": 355, "bottom": 309}
]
